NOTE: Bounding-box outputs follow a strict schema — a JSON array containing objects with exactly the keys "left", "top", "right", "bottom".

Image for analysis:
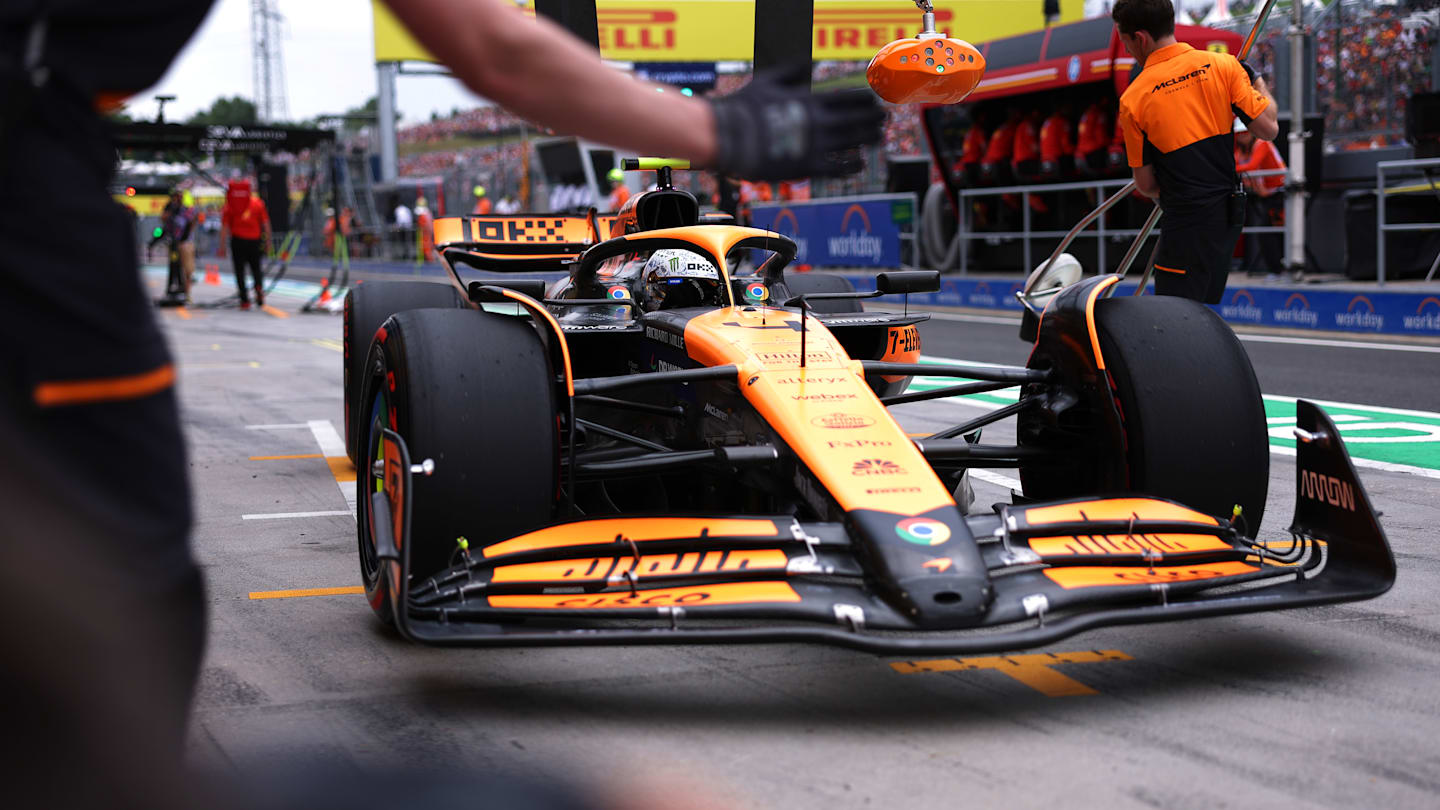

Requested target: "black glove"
[
  {"left": 1240, "top": 60, "right": 1257, "bottom": 85},
  {"left": 709, "top": 63, "right": 885, "bottom": 181}
]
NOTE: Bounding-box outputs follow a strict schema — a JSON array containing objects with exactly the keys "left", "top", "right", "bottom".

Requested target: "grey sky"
[{"left": 127, "top": 0, "right": 488, "bottom": 126}]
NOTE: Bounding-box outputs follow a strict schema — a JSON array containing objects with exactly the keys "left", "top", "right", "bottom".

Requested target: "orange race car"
[{"left": 340, "top": 160, "right": 1392, "bottom": 651}]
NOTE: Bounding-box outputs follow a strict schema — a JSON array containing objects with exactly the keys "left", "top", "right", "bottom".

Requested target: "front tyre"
[
  {"left": 356, "top": 308, "right": 559, "bottom": 624},
  {"left": 1095, "top": 295, "right": 1269, "bottom": 531},
  {"left": 343, "top": 281, "right": 465, "bottom": 465}
]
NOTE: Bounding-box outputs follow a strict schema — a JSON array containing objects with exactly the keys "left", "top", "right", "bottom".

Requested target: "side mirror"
[
  {"left": 877, "top": 270, "right": 940, "bottom": 295},
  {"left": 1017, "top": 253, "right": 1083, "bottom": 342},
  {"left": 468, "top": 278, "right": 547, "bottom": 303}
]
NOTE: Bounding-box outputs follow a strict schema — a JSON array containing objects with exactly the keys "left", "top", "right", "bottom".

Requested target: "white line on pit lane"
[
  {"left": 242, "top": 510, "right": 352, "bottom": 520},
  {"left": 901, "top": 308, "right": 1440, "bottom": 354},
  {"left": 246, "top": 423, "right": 312, "bottom": 430}
]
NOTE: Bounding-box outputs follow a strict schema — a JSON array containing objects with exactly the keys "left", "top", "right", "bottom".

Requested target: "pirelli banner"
[{"left": 373, "top": 0, "right": 1083, "bottom": 64}]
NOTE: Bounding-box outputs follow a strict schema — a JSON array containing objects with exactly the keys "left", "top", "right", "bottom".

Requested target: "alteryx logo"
[{"left": 827, "top": 204, "right": 883, "bottom": 263}]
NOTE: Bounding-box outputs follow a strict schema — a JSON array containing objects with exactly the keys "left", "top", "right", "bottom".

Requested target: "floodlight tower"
[{"left": 251, "top": 0, "right": 289, "bottom": 123}]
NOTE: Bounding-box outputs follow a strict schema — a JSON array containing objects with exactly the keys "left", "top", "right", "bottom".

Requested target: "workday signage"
[
  {"left": 830, "top": 274, "right": 1440, "bottom": 337},
  {"left": 750, "top": 194, "right": 914, "bottom": 268},
  {"left": 1207, "top": 287, "right": 1440, "bottom": 336}
]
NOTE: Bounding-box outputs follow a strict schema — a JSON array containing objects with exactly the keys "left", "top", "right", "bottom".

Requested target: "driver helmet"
[{"left": 642, "top": 249, "right": 722, "bottom": 311}]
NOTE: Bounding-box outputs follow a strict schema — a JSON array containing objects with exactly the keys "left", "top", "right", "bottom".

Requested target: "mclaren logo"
[
  {"left": 1153, "top": 64, "right": 1210, "bottom": 92},
  {"left": 1299, "top": 470, "right": 1356, "bottom": 512}
]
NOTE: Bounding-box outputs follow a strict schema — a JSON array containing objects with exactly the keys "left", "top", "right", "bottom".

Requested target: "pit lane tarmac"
[{"left": 165, "top": 280, "right": 1440, "bottom": 809}]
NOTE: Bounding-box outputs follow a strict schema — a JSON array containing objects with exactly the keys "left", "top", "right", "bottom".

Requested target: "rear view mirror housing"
[{"left": 877, "top": 270, "right": 940, "bottom": 295}]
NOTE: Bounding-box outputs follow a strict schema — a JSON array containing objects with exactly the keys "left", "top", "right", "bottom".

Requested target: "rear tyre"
[
  {"left": 1093, "top": 295, "right": 1269, "bottom": 532},
  {"left": 356, "top": 309, "right": 559, "bottom": 623},
  {"left": 343, "top": 281, "right": 465, "bottom": 464},
  {"left": 782, "top": 273, "right": 863, "bottom": 313}
]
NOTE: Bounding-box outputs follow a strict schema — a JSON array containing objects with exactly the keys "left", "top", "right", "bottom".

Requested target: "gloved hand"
[
  {"left": 1240, "top": 60, "right": 1257, "bottom": 84},
  {"left": 709, "top": 63, "right": 885, "bottom": 181}
]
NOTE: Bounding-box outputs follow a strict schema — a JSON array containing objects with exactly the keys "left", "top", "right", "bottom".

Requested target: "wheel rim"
[{"left": 357, "top": 384, "right": 389, "bottom": 585}]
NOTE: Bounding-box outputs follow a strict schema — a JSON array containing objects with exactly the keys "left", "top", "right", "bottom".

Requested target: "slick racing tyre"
[
  {"left": 356, "top": 309, "right": 559, "bottom": 624},
  {"left": 1094, "top": 295, "right": 1269, "bottom": 533},
  {"left": 343, "top": 281, "right": 465, "bottom": 465},
  {"left": 781, "top": 272, "right": 863, "bottom": 313}
]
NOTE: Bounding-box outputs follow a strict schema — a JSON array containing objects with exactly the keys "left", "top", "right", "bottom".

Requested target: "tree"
[{"left": 186, "top": 96, "right": 258, "bottom": 127}]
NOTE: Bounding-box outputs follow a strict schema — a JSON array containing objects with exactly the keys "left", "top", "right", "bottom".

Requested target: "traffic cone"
[
  {"left": 318, "top": 284, "right": 331, "bottom": 305},
  {"left": 204, "top": 263, "right": 221, "bottom": 285}
]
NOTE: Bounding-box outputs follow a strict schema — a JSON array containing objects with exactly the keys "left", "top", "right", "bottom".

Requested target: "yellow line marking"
[
  {"left": 248, "top": 586, "right": 365, "bottom": 600},
  {"left": 891, "top": 650, "right": 1132, "bottom": 696},
  {"left": 310, "top": 338, "right": 344, "bottom": 352},
  {"left": 249, "top": 453, "right": 324, "bottom": 461},
  {"left": 262, "top": 304, "right": 289, "bottom": 319},
  {"left": 906, "top": 432, "right": 931, "bottom": 438},
  {"left": 327, "top": 455, "right": 357, "bottom": 482},
  {"left": 175, "top": 307, "right": 192, "bottom": 320}
]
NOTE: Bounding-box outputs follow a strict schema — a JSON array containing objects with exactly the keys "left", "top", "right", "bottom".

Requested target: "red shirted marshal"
[
  {"left": 1012, "top": 117, "right": 1041, "bottom": 165},
  {"left": 1236, "top": 138, "right": 1286, "bottom": 195},
  {"left": 1040, "top": 112, "right": 1074, "bottom": 163},
  {"left": 223, "top": 195, "right": 269, "bottom": 240},
  {"left": 983, "top": 121, "right": 1017, "bottom": 164}
]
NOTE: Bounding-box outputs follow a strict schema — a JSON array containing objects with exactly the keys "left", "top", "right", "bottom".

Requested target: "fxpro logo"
[
  {"left": 1299, "top": 469, "right": 1356, "bottom": 512},
  {"left": 1152, "top": 63, "right": 1210, "bottom": 93},
  {"left": 1334, "top": 296, "right": 1384, "bottom": 330},
  {"left": 1220, "top": 289, "right": 1263, "bottom": 322},
  {"left": 1273, "top": 293, "right": 1318, "bottom": 327},
  {"left": 1403, "top": 297, "right": 1440, "bottom": 331},
  {"left": 826, "top": 204, "right": 884, "bottom": 262}
]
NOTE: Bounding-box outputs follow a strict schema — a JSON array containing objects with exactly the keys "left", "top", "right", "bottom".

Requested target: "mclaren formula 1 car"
[{"left": 341, "top": 160, "right": 1393, "bottom": 652}]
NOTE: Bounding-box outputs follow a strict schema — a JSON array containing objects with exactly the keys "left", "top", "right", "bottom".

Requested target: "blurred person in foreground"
[
  {"left": 0, "top": 2, "right": 879, "bottom": 801},
  {"left": 1112, "top": 0, "right": 1278, "bottom": 303}
]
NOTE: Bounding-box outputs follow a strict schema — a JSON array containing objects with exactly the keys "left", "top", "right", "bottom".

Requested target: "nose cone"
[
  {"left": 849, "top": 508, "right": 993, "bottom": 628},
  {"left": 867, "top": 37, "right": 986, "bottom": 105}
]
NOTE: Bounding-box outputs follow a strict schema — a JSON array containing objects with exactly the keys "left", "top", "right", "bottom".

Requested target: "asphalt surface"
[{"left": 162, "top": 274, "right": 1440, "bottom": 809}]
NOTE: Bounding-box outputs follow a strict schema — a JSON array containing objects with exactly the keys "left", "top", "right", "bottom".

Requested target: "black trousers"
[
  {"left": 231, "top": 236, "right": 263, "bottom": 302},
  {"left": 1153, "top": 201, "right": 1242, "bottom": 305},
  {"left": 0, "top": 94, "right": 204, "bottom": 766}
]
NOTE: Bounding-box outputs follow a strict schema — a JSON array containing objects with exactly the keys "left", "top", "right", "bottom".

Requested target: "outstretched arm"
[
  {"left": 384, "top": 0, "right": 717, "bottom": 163},
  {"left": 382, "top": 0, "right": 883, "bottom": 179}
]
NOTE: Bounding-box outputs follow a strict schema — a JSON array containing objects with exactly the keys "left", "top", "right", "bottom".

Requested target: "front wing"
[{"left": 368, "top": 401, "right": 1394, "bottom": 652}]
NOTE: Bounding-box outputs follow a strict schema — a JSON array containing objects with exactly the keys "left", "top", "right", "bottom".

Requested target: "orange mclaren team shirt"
[
  {"left": 1118, "top": 42, "right": 1269, "bottom": 221},
  {"left": 1236, "top": 138, "right": 1285, "bottom": 196}
]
